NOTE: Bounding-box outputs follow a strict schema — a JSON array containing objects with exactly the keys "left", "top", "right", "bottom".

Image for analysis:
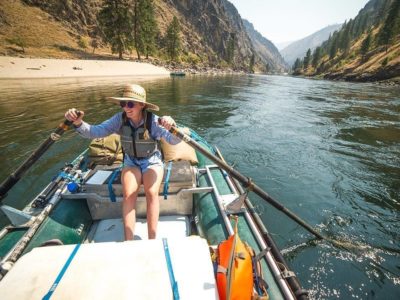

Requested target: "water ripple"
[{"left": 0, "top": 75, "right": 399, "bottom": 298}]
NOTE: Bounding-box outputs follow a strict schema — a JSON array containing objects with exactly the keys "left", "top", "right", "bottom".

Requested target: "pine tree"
[
  {"left": 359, "top": 13, "right": 369, "bottom": 34},
  {"left": 264, "top": 62, "right": 270, "bottom": 73},
  {"left": 312, "top": 47, "right": 322, "bottom": 67},
  {"left": 329, "top": 34, "right": 338, "bottom": 59},
  {"left": 134, "top": 0, "right": 140, "bottom": 59},
  {"left": 378, "top": 0, "right": 400, "bottom": 51},
  {"left": 166, "top": 16, "right": 181, "bottom": 61},
  {"left": 88, "top": 24, "right": 102, "bottom": 55},
  {"left": 303, "top": 49, "right": 311, "bottom": 68},
  {"left": 91, "top": 38, "right": 99, "bottom": 54},
  {"left": 337, "top": 21, "right": 352, "bottom": 55},
  {"left": 226, "top": 33, "right": 236, "bottom": 65},
  {"left": 136, "top": 0, "right": 158, "bottom": 59},
  {"left": 98, "top": 0, "right": 134, "bottom": 59},
  {"left": 293, "top": 58, "right": 301, "bottom": 71},
  {"left": 249, "top": 53, "right": 255, "bottom": 73},
  {"left": 360, "top": 31, "right": 372, "bottom": 60},
  {"left": 341, "top": 26, "right": 351, "bottom": 55},
  {"left": 353, "top": 15, "right": 363, "bottom": 36},
  {"left": 348, "top": 19, "right": 356, "bottom": 38}
]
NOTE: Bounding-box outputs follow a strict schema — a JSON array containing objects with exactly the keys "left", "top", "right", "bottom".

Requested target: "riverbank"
[
  {"left": 0, "top": 56, "right": 251, "bottom": 79},
  {"left": 0, "top": 57, "right": 170, "bottom": 79},
  {"left": 292, "top": 72, "right": 400, "bottom": 86},
  {"left": 159, "top": 61, "right": 248, "bottom": 76}
]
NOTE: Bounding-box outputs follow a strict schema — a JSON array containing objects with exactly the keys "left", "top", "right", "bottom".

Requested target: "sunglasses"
[{"left": 120, "top": 101, "right": 136, "bottom": 108}]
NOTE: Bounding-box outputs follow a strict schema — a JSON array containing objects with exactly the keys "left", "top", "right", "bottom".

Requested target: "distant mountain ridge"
[
  {"left": 276, "top": 41, "right": 293, "bottom": 51},
  {"left": 242, "top": 19, "right": 288, "bottom": 72},
  {"left": 281, "top": 24, "right": 342, "bottom": 66}
]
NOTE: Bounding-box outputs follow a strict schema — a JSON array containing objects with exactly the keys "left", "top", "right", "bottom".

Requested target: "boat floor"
[{"left": 86, "top": 215, "right": 190, "bottom": 243}]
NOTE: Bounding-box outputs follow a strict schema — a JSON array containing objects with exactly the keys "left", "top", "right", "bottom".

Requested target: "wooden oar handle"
[
  {"left": 0, "top": 110, "right": 83, "bottom": 201},
  {"left": 62, "top": 110, "right": 82, "bottom": 129}
]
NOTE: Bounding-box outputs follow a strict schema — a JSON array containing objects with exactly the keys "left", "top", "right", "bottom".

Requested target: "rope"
[
  {"left": 244, "top": 177, "right": 255, "bottom": 191},
  {"left": 162, "top": 238, "right": 180, "bottom": 300},
  {"left": 108, "top": 167, "right": 121, "bottom": 202},
  {"left": 42, "top": 244, "right": 81, "bottom": 300},
  {"left": 187, "top": 128, "right": 215, "bottom": 154},
  {"left": 163, "top": 161, "right": 173, "bottom": 200}
]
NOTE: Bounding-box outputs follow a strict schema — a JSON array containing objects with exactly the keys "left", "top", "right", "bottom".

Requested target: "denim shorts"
[{"left": 123, "top": 151, "right": 163, "bottom": 173}]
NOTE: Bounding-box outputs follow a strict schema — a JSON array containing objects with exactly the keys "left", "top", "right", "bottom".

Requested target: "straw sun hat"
[{"left": 107, "top": 84, "right": 159, "bottom": 111}]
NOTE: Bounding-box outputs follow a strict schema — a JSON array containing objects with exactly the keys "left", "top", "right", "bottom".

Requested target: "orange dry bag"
[{"left": 216, "top": 218, "right": 254, "bottom": 300}]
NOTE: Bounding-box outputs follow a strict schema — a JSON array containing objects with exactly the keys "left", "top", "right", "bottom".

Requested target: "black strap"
[
  {"left": 145, "top": 111, "right": 153, "bottom": 136},
  {"left": 126, "top": 120, "right": 138, "bottom": 157},
  {"left": 258, "top": 277, "right": 269, "bottom": 291},
  {"left": 255, "top": 246, "right": 271, "bottom": 261},
  {"left": 253, "top": 246, "right": 271, "bottom": 295},
  {"left": 122, "top": 111, "right": 128, "bottom": 125}
]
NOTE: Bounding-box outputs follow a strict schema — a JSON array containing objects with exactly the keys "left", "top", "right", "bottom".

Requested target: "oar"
[
  {"left": 166, "top": 125, "right": 329, "bottom": 242},
  {"left": 167, "top": 125, "right": 368, "bottom": 250},
  {"left": 0, "top": 114, "right": 79, "bottom": 201},
  {"left": 0, "top": 152, "right": 86, "bottom": 276}
]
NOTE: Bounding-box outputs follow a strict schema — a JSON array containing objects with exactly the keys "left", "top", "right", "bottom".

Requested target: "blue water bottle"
[{"left": 67, "top": 182, "right": 80, "bottom": 193}]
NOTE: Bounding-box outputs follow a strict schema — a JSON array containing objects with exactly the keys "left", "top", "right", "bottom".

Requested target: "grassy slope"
[
  {"left": 0, "top": 0, "right": 212, "bottom": 65},
  {"left": 0, "top": 1, "right": 116, "bottom": 59},
  {"left": 325, "top": 37, "right": 400, "bottom": 81},
  {"left": 301, "top": 26, "right": 400, "bottom": 82}
]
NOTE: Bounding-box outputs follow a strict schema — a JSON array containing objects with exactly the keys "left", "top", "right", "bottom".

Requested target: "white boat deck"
[{"left": 0, "top": 237, "right": 218, "bottom": 300}]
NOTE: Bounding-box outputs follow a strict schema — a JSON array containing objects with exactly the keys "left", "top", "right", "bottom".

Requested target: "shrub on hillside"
[
  {"left": 78, "top": 37, "right": 88, "bottom": 50},
  {"left": 182, "top": 52, "right": 201, "bottom": 65},
  {"left": 7, "top": 36, "right": 26, "bottom": 53},
  {"left": 55, "top": 44, "right": 76, "bottom": 52}
]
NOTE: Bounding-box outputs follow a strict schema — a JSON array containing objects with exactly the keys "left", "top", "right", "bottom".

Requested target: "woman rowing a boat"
[{"left": 65, "top": 84, "right": 180, "bottom": 240}]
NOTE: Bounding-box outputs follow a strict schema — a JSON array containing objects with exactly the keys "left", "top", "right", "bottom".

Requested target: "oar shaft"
[
  {"left": 0, "top": 119, "right": 73, "bottom": 201},
  {"left": 169, "top": 126, "right": 324, "bottom": 240}
]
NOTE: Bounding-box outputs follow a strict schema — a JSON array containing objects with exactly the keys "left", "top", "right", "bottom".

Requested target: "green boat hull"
[
  {"left": 193, "top": 140, "right": 286, "bottom": 300},
  {"left": 0, "top": 129, "right": 303, "bottom": 299}
]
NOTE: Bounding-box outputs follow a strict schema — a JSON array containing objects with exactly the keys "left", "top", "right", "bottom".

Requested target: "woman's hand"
[
  {"left": 159, "top": 116, "right": 176, "bottom": 130},
  {"left": 65, "top": 108, "right": 84, "bottom": 126}
]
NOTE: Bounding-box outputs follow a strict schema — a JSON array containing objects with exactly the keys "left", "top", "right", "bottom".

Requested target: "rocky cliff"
[
  {"left": 165, "top": 0, "right": 254, "bottom": 68},
  {"left": 21, "top": 0, "right": 100, "bottom": 35}
]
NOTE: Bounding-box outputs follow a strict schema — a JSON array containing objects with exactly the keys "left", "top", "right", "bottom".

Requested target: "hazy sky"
[{"left": 228, "top": 0, "right": 370, "bottom": 45}]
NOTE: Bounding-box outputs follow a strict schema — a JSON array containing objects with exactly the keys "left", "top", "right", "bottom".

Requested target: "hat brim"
[{"left": 107, "top": 96, "right": 159, "bottom": 111}]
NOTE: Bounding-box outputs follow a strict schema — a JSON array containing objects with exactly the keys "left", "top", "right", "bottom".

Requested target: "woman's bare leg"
[
  {"left": 143, "top": 166, "right": 163, "bottom": 239},
  {"left": 121, "top": 167, "right": 142, "bottom": 241}
]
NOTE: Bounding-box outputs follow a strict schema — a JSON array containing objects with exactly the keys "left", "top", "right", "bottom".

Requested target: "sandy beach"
[{"left": 0, "top": 57, "right": 170, "bottom": 79}]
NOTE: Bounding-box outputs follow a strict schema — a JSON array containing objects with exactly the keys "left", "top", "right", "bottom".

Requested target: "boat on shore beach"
[
  {"left": 170, "top": 71, "right": 186, "bottom": 76},
  {"left": 0, "top": 124, "right": 307, "bottom": 300}
]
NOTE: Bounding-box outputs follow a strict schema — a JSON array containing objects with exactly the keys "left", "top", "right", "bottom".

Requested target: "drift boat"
[
  {"left": 170, "top": 71, "right": 186, "bottom": 76},
  {"left": 0, "top": 124, "right": 308, "bottom": 300}
]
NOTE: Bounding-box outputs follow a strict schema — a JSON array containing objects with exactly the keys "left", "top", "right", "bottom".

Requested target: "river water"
[{"left": 0, "top": 75, "right": 399, "bottom": 299}]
